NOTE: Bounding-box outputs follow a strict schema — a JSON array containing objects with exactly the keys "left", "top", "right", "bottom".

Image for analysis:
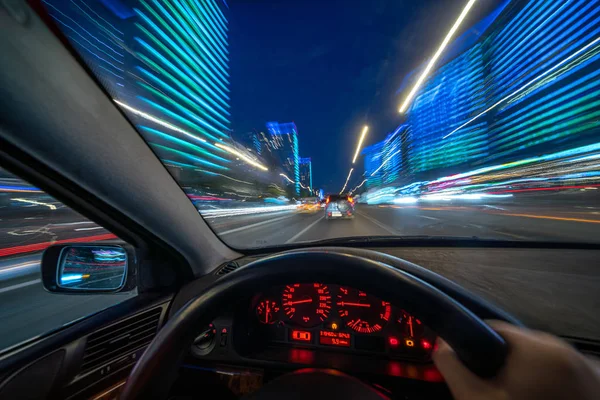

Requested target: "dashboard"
[{"left": 241, "top": 283, "right": 436, "bottom": 362}]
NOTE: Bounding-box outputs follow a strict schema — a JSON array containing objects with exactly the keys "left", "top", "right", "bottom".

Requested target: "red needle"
[
  {"left": 409, "top": 317, "right": 414, "bottom": 337},
  {"left": 266, "top": 302, "right": 270, "bottom": 323},
  {"left": 337, "top": 302, "right": 370, "bottom": 307},
  {"left": 288, "top": 299, "right": 313, "bottom": 305}
]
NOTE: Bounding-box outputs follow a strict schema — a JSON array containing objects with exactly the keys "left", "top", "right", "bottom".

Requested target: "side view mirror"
[{"left": 41, "top": 244, "right": 137, "bottom": 293}]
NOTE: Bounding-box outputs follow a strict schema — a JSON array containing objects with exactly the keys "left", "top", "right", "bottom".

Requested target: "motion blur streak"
[
  {"left": 114, "top": 100, "right": 208, "bottom": 143},
  {"left": 214, "top": 142, "right": 269, "bottom": 171},
  {"left": 340, "top": 168, "right": 354, "bottom": 194},
  {"left": 501, "top": 214, "right": 600, "bottom": 224},
  {"left": 398, "top": 0, "right": 478, "bottom": 113},
  {"left": 352, "top": 126, "right": 369, "bottom": 164},
  {"left": 200, "top": 205, "right": 298, "bottom": 218},
  {"left": 0, "top": 234, "right": 117, "bottom": 258},
  {"left": 12, "top": 198, "right": 57, "bottom": 210}
]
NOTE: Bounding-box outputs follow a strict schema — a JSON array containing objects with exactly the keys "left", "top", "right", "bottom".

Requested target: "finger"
[{"left": 433, "top": 338, "right": 491, "bottom": 399}]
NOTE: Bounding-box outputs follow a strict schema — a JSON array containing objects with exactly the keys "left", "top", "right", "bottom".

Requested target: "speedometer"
[
  {"left": 337, "top": 287, "right": 391, "bottom": 334},
  {"left": 282, "top": 283, "right": 331, "bottom": 327}
]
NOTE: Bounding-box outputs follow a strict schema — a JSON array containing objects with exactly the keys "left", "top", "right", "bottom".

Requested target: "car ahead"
[{"left": 325, "top": 194, "right": 355, "bottom": 219}]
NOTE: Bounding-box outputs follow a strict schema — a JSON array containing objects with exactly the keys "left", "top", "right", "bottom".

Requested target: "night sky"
[{"left": 228, "top": 0, "right": 502, "bottom": 193}]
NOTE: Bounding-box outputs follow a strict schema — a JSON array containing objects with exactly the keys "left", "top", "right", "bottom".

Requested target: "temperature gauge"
[
  {"left": 398, "top": 311, "right": 425, "bottom": 338},
  {"left": 256, "top": 300, "right": 280, "bottom": 324}
]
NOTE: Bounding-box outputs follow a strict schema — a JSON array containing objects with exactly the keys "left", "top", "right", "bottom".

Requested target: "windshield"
[{"left": 43, "top": 0, "right": 600, "bottom": 248}]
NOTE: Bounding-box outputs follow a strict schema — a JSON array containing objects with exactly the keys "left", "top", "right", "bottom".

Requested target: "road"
[{"left": 1, "top": 197, "right": 599, "bottom": 350}]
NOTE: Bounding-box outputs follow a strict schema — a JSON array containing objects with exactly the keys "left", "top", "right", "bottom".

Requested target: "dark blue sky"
[{"left": 228, "top": 0, "right": 501, "bottom": 192}]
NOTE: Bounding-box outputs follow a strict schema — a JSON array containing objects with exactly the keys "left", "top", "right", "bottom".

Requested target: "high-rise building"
[
  {"left": 299, "top": 158, "right": 313, "bottom": 191},
  {"left": 266, "top": 122, "right": 300, "bottom": 195},
  {"left": 362, "top": 0, "right": 600, "bottom": 193},
  {"left": 45, "top": 0, "right": 236, "bottom": 184},
  {"left": 402, "top": 0, "right": 600, "bottom": 176}
]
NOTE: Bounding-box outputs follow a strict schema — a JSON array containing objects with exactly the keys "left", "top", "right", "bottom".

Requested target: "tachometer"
[
  {"left": 282, "top": 283, "right": 331, "bottom": 327},
  {"left": 337, "top": 287, "right": 391, "bottom": 334}
]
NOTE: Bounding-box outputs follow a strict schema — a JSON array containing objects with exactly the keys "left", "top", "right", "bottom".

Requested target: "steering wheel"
[{"left": 121, "top": 248, "right": 519, "bottom": 399}]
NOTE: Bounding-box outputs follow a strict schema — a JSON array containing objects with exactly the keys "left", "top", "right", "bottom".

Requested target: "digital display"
[
  {"left": 290, "top": 330, "right": 312, "bottom": 342},
  {"left": 319, "top": 331, "right": 350, "bottom": 347}
]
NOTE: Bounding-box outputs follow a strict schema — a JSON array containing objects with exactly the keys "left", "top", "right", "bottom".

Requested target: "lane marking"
[
  {"left": 0, "top": 279, "right": 41, "bottom": 294},
  {"left": 419, "top": 215, "right": 440, "bottom": 221},
  {"left": 74, "top": 227, "right": 104, "bottom": 231},
  {"left": 52, "top": 221, "right": 94, "bottom": 226},
  {"left": 501, "top": 213, "right": 600, "bottom": 224},
  {"left": 286, "top": 216, "right": 324, "bottom": 243},
  {"left": 219, "top": 214, "right": 296, "bottom": 236},
  {"left": 356, "top": 211, "right": 397, "bottom": 235},
  {"left": 491, "top": 230, "right": 529, "bottom": 240}
]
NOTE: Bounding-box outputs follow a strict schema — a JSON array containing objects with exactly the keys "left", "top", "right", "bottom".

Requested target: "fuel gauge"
[
  {"left": 398, "top": 311, "right": 425, "bottom": 338},
  {"left": 256, "top": 300, "right": 280, "bottom": 324}
]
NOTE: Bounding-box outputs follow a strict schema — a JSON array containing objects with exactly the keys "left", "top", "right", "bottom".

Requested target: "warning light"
[
  {"left": 421, "top": 339, "right": 432, "bottom": 350},
  {"left": 221, "top": 328, "right": 228, "bottom": 334},
  {"left": 405, "top": 339, "right": 415, "bottom": 347},
  {"left": 388, "top": 337, "right": 399, "bottom": 347},
  {"left": 291, "top": 330, "right": 312, "bottom": 342},
  {"left": 331, "top": 323, "right": 338, "bottom": 330}
]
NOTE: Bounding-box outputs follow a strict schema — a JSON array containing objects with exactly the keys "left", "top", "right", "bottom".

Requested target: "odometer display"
[
  {"left": 282, "top": 283, "right": 331, "bottom": 327},
  {"left": 337, "top": 287, "right": 391, "bottom": 334}
]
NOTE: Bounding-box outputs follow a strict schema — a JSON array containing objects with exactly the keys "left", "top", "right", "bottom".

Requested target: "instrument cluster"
[{"left": 248, "top": 283, "right": 436, "bottom": 360}]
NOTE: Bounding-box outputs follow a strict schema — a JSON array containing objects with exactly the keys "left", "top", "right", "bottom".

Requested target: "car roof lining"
[{"left": 0, "top": 3, "right": 240, "bottom": 276}]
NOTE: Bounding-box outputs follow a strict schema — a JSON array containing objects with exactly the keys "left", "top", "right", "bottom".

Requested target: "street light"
[
  {"left": 352, "top": 125, "right": 369, "bottom": 164},
  {"left": 398, "top": 0, "right": 478, "bottom": 113}
]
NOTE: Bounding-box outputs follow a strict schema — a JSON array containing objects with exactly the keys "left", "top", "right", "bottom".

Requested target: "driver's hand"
[{"left": 433, "top": 321, "right": 600, "bottom": 400}]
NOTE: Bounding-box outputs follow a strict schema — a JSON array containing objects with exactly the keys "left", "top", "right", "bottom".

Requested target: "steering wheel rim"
[{"left": 121, "top": 250, "right": 512, "bottom": 399}]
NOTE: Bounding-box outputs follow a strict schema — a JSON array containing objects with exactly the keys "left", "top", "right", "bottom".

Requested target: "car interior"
[{"left": 1, "top": 1, "right": 599, "bottom": 400}]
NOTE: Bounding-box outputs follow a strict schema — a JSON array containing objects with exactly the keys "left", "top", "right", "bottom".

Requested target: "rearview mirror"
[{"left": 42, "top": 244, "right": 136, "bottom": 293}]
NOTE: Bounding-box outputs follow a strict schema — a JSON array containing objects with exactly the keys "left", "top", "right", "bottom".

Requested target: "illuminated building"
[
  {"left": 299, "top": 158, "right": 313, "bottom": 191},
  {"left": 45, "top": 0, "right": 241, "bottom": 185},
  {"left": 266, "top": 122, "right": 301, "bottom": 195},
  {"left": 362, "top": 125, "right": 410, "bottom": 189},
  {"left": 367, "top": 0, "right": 600, "bottom": 191}
]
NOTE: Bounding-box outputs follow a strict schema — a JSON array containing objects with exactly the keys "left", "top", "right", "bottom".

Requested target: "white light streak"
[
  {"left": 113, "top": 100, "right": 207, "bottom": 143},
  {"left": 370, "top": 149, "right": 402, "bottom": 177},
  {"left": 280, "top": 173, "right": 295, "bottom": 184},
  {"left": 340, "top": 168, "right": 354, "bottom": 194},
  {"left": 399, "top": 0, "right": 478, "bottom": 113},
  {"left": 214, "top": 143, "right": 269, "bottom": 171},
  {"left": 352, "top": 125, "right": 369, "bottom": 164},
  {"left": 12, "top": 198, "right": 57, "bottom": 210},
  {"left": 200, "top": 205, "right": 298, "bottom": 218}
]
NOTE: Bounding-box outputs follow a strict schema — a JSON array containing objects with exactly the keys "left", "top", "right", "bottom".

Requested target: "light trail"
[
  {"left": 113, "top": 100, "right": 208, "bottom": 143},
  {"left": 200, "top": 205, "right": 298, "bottom": 218},
  {"left": 214, "top": 142, "right": 269, "bottom": 171},
  {"left": 399, "top": 0, "right": 478, "bottom": 113},
  {"left": 340, "top": 168, "right": 354, "bottom": 194},
  {"left": 352, "top": 125, "right": 369, "bottom": 164},
  {"left": 11, "top": 198, "right": 57, "bottom": 210}
]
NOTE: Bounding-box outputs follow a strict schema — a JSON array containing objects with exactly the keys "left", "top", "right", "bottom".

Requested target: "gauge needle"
[
  {"left": 287, "top": 299, "right": 313, "bottom": 305},
  {"left": 337, "top": 302, "right": 370, "bottom": 307},
  {"left": 408, "top": 317, "right": 414, "bottom": 337}
]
